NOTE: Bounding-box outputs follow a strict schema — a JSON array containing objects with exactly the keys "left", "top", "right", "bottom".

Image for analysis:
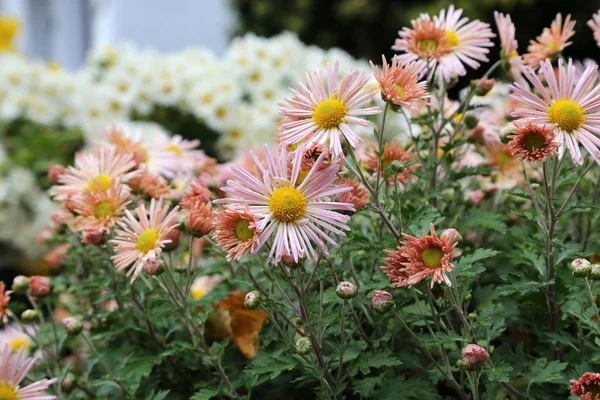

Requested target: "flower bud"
[
  {"left": 464, "top": 114, "right": 478, "bottom": 130},
  {"left": 461, "top": 344, "right": 490, "bottom": 369},
  {"left": 590, "top": 265, "right": 600, "bottom": 281},
  {"left": 336, "top": 281, "right": 358, "bottom": 300},
  {"left": 372, "top": 290, "right": 394, "bottom": 313},
  {"left": 62, "top": 317, "right": 83, "bottom": 336},
  {"left": 12, "top": 275, "right": 30, "bottom": 294},
  {"left": 21, "top": 309, "right": 40, "bottom": 324},
  {"left": 571, "top": 258, "right": 591, "bottom": 271},
  {"left": 473, "top": 78, "right": 495, "bottom": 96},
  {"left": 281, "top": 252, "right": 303, "bottom": 269},
  {"left": 48, "top": 164, "right": 66, "bottom": 184},
  {"left": 441, "top": 228, "right": 462, "bottom": 245},
  {"left": 572, "top": 259, "right": 592, "bottom": 278},
  {"left": 244, "top": 290, "right": 262, "bottom": 310},
  {"left": 187, "top": 203, "right": 214, "bottom": 237},
  {"left": 295, "top": 336, "right": 313, "bottom": 355},
  {"left": 500, "top": 124, "right": 516, "bottom": 144},
  {"left": 144, "top": 258, "right": 164, "bottom": 276},
  {"left": 82, "top": 228, "right": 104, "bottom": 245},
  {"left": 29, "top": 276, "right": 52, "bottom": 297},
  {"left": 163, "top": 228, "right": 182, "bottom": 252}
]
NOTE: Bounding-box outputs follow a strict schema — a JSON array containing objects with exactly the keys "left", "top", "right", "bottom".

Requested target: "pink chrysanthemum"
[
  {"left": 510, "top": 58, "right": 600, "bottom": 165},
  {"left": 571, "top": 372, "right": 600, "bottom": 400},
  {"left": 216, "top": 144, "right": 355, "bottom": 263},
  {"left": 213, "top": 208, "right": 261, "bottom": 261},
  {"left": 51, "top": 147, "right": 139, "bottom": 202},
  {"left": 0, "top": 282, "right": 11, "bottom": 323},
  {"left": 277, "top": 61, "right": 381, "bottom": 158},
  {"left": 494, "top": 11, "right": 526, "bottom": 87},
  {"left": 508, "top": 123, "right": 559, "bottom": 162},
  {"left": 363, "top": 139, "right": 419, "bottom": 185},
  {"left": 393, "top": 6, "right": 495, "bottom": 84},
  {"left": 110, "top": 198, "right": 180, "bottom": 282},
  {"left": 524, "top": 14, "right": 575, "bottom": 69},
  {"left": 72, "top": 182, "right": 131, "bottom": 234},
  {"left": 370, "top": 56, "right": 429, "bottom": 111},
  {"left": 589, "top": 11, "right": 600, "bottom": 48},
  {"left": 335, "top": 178, "right": 370, "bottom": 213},
  {"left": 381, "top": 224, "right": 461, "bottom": 288},
  {"left": 0, "top": 346, "right": 57, "bottom": 400}
]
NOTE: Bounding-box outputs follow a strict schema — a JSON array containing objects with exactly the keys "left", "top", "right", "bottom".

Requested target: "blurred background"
[{"left": 1, "top": 0, "right": 599, "bottom": 279}]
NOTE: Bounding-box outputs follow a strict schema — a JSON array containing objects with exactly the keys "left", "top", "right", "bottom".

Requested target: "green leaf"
[
  {"left": 524, "top": 358, "right": 568, "bottom": 385},
  {"left": 245, "top": 355, "right": 297, "bottom": 380},
  {"left": 190, "top": 388, "right": 220, "bottom": 400},
  {"left": 421, "top": 331, "right": 466, "bottom": 348},
  {"left": 348, "top": 350, "right": 402, "bottom": 376},
  {"left": 460, "top": 209, "right": 506, "bottom": 232},
  {"left": 455, "top": 249, "right": 498, "bottom": 278},
  {"left": 484, "top": 361, "right": 513, "bottom": 383},
  {"left": 375, "top": 377, "right": 440, "bottom": 399}
]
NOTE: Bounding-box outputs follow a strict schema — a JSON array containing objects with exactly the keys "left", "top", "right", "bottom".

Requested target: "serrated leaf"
[
  {"left": 190, "top": 388, "right": 220, "bottom": 400},
  {"left": 524, "top": 357, "right": 568, "bottom": 384},
  {"left": 348, "top": 350, "right": 402, "bottom": 376},
  {"left": 245, "top": 355, "right": 297, "bottom": 380},
  {"left": 421, "top": 331, "right": 466, "bottom": 348},
  {"left": 485, "top": 361, "right": 513, "bottom": 383},
  {"left": 375, "top": 377, "right": 440, "bottom": 400}
]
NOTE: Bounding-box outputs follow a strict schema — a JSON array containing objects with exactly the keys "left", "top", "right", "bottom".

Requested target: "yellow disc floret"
[
  {"left": 421, "top": 247, "right": 444, "bottom": 269},
  {"left": 269, "top": 187, "right": 307, "bottom": 223},
  {"left": 88, "top": 174, "right": 111, "bottom": 191},
  {"left": 167, "top": 144, "right": 182, "bottom": 156},
  {"left": 235, "top": 219, "right": 254, "bottom": 242},
  {"left": 0, "top": 383, "right": 18, "bottom": 400},
  {"left": 137, "top": 229, "right": 159, "bottom": 253},
  {"left": 312, "top": 97, "right": 347, "bottom": 130},
  {"left": 548, "top": 99, "right": 585, "bottom": 132},
  {"left": 94, "top": 201, "right": 115, "bottom": 218},
  {"left": 8, "top": 335, "right": 30, "bottom": 353},
  {"left": 445, "top": 30, "right": 460, "bottom": 47}
]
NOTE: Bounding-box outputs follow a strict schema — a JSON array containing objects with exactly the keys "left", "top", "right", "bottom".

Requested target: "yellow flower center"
[
  {"left": 8, "top": 335, "right": 30, "bottom": 353},
  {"left": 94, "top": 201, "right": 114, "bottom": 218},
  {"left": 509, "top": 49, "right": 519, "bottom": 58},
  {"left": 269, "top": 187, "right": 307, "bottom": 223},
  {"left": 418, "top": 39, "right": 439, "bottom": 52},
  {"left": 312, "top": 97, "right": 347, "bottom": 130},
  {"left": 166, "top": 144, "right": 182, "bottom": 156},
  {"left": 548, "top": 99, "right": 585, "bottom": 132},
  {"left": 0, "top": 383, "right": 18, "bottom": 400},
  {"left": 88, "top": 174, "right": 111, "bottom": 191},
  {"left": 235, "top": 219, "right": 254, "bottom": 242},
  {"left": 137, "top": 229, "right": 159, "bottom": 254},
  {"left": 191, "top": 287, "right": 204, "bottom": 300},
  {"left": 445, "top": 30, "right": 460, "bottom": 47},
  {"left": 389, "top": 83, "right": 405, "bottom": 98},
  {"left": 421, "top": 247, "right": 444, "bottom": 269}
]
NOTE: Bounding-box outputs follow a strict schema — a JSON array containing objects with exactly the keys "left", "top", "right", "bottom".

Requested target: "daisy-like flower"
[
  {"left": 507, "top": 123, "right": 559, "bottom": 162},
  {"left": 190, "top": 275, "right": 222, "bottom": 300},
  {"left": 381, "top": 224, "right": 461, "bottom": 288},
  {"left": 335, "top": 178, "right": 370, "bottom": 213},
  {"left": 363, "top": 139, "right": 419, "bottom": 185},
  {"left": 277, "top": 61, "right": 381, "bottom": 158},
  {"left": 510, "top": 58, "right": 600, "bottom": 165},
  {"left": 523, "top": 14, "right": 575, "bottom": 69},
  {"left": 161, "top": 134, "right": 206, "bottom": 175},
  {"left": 181, "top": 179, "right": 212, "bottom": 210},
  {"left": 51, "top": 147, "right": 138, "bottom": 202},
  {"left": 110, "top": 198, "right": 180, "bottom": 282},
  {"left": 216, "top": 144, "right": 355, "bottom": 263},
  {"left": 370, "top": 56, "right": 429, "bottom": 111},
  {"left": 213, "top": 208, "right": 261, "bottom": 261},
  {"left": 393, "top": 6, "right": 495, "bottom": 84},
  {"left": 0, "top": 282, "right": 11, "bottom": 323},
  {"left": 588, "top": 11, "right": 600, "bottom": 48},
  {"left": 0, "top": 346, "right": 57, "bottom": 400},
  {"left": 494, "top": 11, "right": 526, "bottom": 86},
  {"left": 72, "top": 182, "right": 131, "bottom": 234},
  {"left": 571, "top": 372, "right": 600, "bottom": 400},
  {"left": 0, "top": 325, "right": 32, "bottom": 355}
]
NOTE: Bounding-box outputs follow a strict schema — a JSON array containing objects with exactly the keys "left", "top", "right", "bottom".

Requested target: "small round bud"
[
  {"left": 500, "top": 124, "right": 516, "bottom": 144},
  {"left": 468, "top": 312, "right": 477, "bottom": 320},
  {"left": 573, "top": 261, "right": 592, "bottom": 278},
  {"left": 82, "top": 228, "right": 104, "bottom": 245},
  {"left": 461, "top": 344, "right": 490, "bottom": 369},
  {"left": 464, "top": 114, "right": 478, "bottom": 130},
  {"left": 571, "top": 258, "right": 591, "bottom": 271},
  {"left": 336, "top": 281, "right": 358, "bottom": 300},
  {"left": 372, "top": 290, "right": 394, "bottom": 313},
  {"left": 29, "top": 276, "right": 52, "bottom": 298},
  {"left": 295, "top": 336, "right": 313, "bottom": 355},
  {"left": 12, "top": 275, "right": 30, "bottom": 294},
  {"left": 590, "top": 265, "right": 600, "bottom": 281},
  {"left": 441, "top": 228, "right": 462, "bottom": 245},
  {"left": 530, "top": 183, "right": 541, "bottom": 191},
  {"left": 389, "top": 160, "right": 407, "bottom": 174},
  {"left": 62, "top": 317, "right": 83, "bottom": 336},
  {"left": 48, "top": 164, "right": 66, "bottom": 184},
  {"left": 473, "top": 78, "right": 495, "bottom": 96},
  {"left": 21, "top": 309, "right": 40, "bottom": 324},
  {"left": 144, "top": 259, "right": 164, "bottom": 276},
  {"left": 281, "top": 252, "right": 303, "bottom": 269},
  {"left": 244, "top": 290, "right": 262, "bottom": 310}
]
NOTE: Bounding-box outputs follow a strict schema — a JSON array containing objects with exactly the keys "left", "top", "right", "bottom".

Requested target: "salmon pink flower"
[
  {"left": 588, "top": 11, "right": 600, "bottom": 48},
  {"left": 494, "top": 11, "right": 526, "bottom": 86},
  {"left": 72, "top": 182, "right": 131, "bottom": 234},
  {"left": 213, "top": 208, "right": 261, "bottom": 261},
  {"left": 370, "top": 56, "right": 429, "bottom": 111},
  {"left": 524, "top": 14, "right": 575, "bottom": 69},
  {"left": 571, "top": 372, "right": 600, "bottom": 399},
  {"left": 508, "top": 123, "right": 559, "bottom": 162}
]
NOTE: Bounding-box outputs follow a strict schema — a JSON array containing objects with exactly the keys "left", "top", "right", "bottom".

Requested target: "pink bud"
[
  {"left": 163, "top": 228, "right": 182, "bottom": 251},
  {"left": 62, "top": 317, "right": 83, "bottom": 336},
  {"left": 468, "top": 190, "right": 485, "bottom": 206},
  {"left": 82, "top": 228, "right": 104, "bottom": 245},
  {"left": 372, "top": 290, "right": 394, "bottom": 313},
  {"left": 29, "top": 276, "right": 52, "bottom": 297},
  {"left": 461, "top": 344, "right": 490, "bottom": 368},
  {"left": 48, "top": 164, "right": 66, "bottom": 184},
  {"left": 441, "top": 228, "right": 462, "bottom": 245}
]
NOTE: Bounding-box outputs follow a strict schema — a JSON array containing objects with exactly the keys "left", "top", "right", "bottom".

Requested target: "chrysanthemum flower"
[
  {"left": 370, "top": 56, "right": 429, "bottom": 110},
  {"left": 335, "top": 178, "right": 370, "bottom": 213},
  {"left": 213, "top": 208, "right": 261, "bottom": 261},
  {"left": 187, "top": 203, "right": 214, "bottom": 237},
  {"left": 507, "top": 123, "right": 559, "bottom": 162},
  {"left": 0, "top": 325, "right": 32, "bottom": 355},
  {"left": 363, "top": 139, "right": 419, "bottom": 185},
  {"left": 0, "top": 346, "right": 57, "bottom": 400},
  {"left": 180, "top": 179, "right": 212, "bottom": 210},
  {"left": 110, "top": 198, "right": 180, "bottom": 282},
  {"left": 278, "top": 61, "right": 381, "bottom": 158},
  {"left": 128, "top": 171, "right": 172, "bottom": 200},
  {"left": 51, "top": 147, "right": 139, "bottom": 202},
  {"left": 216, "top": 144, "right": 355, "bottom": 263},
  {"left": 571, "top": 372, "right": 600, "bottom": 400},
  {"left": 393, "top": 6, "right": 495, "bottom": 84},
  {"left": 588, "top": 11, "right": 600, "bottom": 48},
  {"left": 510, "top": 58, "right": 600, "bottom": 165},
  {"left": 524, "top": 14, "right": 575, "bottom": 69},
  {"left": 162, "top": 134, "right": 204, "bottom": 174},
  {"left": 381, "top": 224, "right": 461, "bottom": 288},
  {"left": 494, "top": 11, "right": 526, "bottom": 86},
  {"left": 72, "top": 182, "right": 131, "bottom": 234},
  {"left": 0, "top": 282, "right": 11, "bottom": 323},
  {"left": 190, "top": 275, "right": 222, "bottom": 300}
]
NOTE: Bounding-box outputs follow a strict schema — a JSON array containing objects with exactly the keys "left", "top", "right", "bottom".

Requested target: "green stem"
[
  {"left": 82, "top": 333, "right": 132, "bottom": 397},
  {"left": 337, "top": 301, "right": 346, "bottom": 382}
]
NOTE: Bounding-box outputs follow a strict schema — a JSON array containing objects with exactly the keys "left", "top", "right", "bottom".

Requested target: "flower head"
[
  {"left": 0, "top": 325, "right": 33, "bottom": 355},
  {"left": 510, "top": 58, "right": 600, "bottom": 165},
  {"left": 508, "top": 123, "right": 559, "bottom": 162},
  {"left": 494, "top": 11, "right": 526, "bottom": 86},
  {"left": 216, "top": 144, "right": 355, "bottom": 263},
  {"left": 372, "top": 290, "right": 394, "bottom": 313},
  {"left": 128, "top": 171, "right": 172, "bottom": 200},
  {"left": 524, "top": 14, "right": 575, "bottom": 69},
  {"left": 181, "top": 179, "right": 212, "bottom": 210},
  {"left": 461, "top": 344, "right": 490, "bottom": 368},
  {"left": 0, "top": 346, "right": 57, "bottom": 400},
  {"left": 28, "top": 276, "right": 51, "bottom": 298},
  {"left": 588, "top": 11, "right": 600, "bottom": 48},
  {"left": 381, "top": 224, "right": 461, "bottom": 288},
  {"left": 335, "top": 178, "right": 370, "bottom": 212},
  {"left": 72, "top": 182, "right": 131, "bottom": 234},
  {"left": 190, "top": 275, "right": 222, "bottom": 300},
  {"left": 571, "top": 372, "right": 600, "bottom": 400},
  {"left": 370, "top": 56, "right": 429, "bottom": 110},
  {"left": 278, "top": 61, "right": 381, "bottom": 158},
  {"left": 0, "top": 282, "right": 11, "bottom": 323},
  {"left": 110, "top": 198, "right": 180, "bottom": 282},
  {"left": 0, "top": 15, "right": 19, "bottom": 52},
  {"left": 363, "top": 140, "right": 419, "bottom": 185},
  {"left": 213, "top": 208, "right": 261, "bottom": 261},
  {"left": 187, "top": 203, "right": 214, "bottom": 237}
]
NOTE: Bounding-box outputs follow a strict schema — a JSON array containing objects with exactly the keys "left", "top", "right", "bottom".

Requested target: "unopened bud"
[
  {"left": 336, "top": 281, "right": 358, "bottom": 300},
  {"left": 12, "top": 275, "right": 30, "bottom": 294},
  {"left": 62, "top": 317, "right": 83, "bottom": 336},
  {"left": 464, "top": 114, "right": 478, "bottom": 130},
  {"left": 372, "top": 290, "right": 394, "bottom": 313},
  {"left": 21, "top": 309, "right": 40, "bottom": 324},
  {"left": 144, "top": 259, "right": 164, "bottom": 276},
  {"left": 590, "top": 265, "right": 600, "bottom": 281},
  {"left": 473, "top": 78, "right": 495, "bottom": 96},
  {"left": 163, "top": 228, "right": 182, "bottom": 252},
  {"left": 500, "top": 124, "right": 516, "bottom": 144},
  {"left": 29, "top": 276, "right": 51, "bottom": 298},
  {"left": 461, "top": 344, "right": 490, "bottom": 369},
  {"left": 281, "top": 252, "right": 303, "bottom": 269},
  {"left": 571, "top": 258, "right": 591, "bottom": 271},
  {"left": 572, "top": 259, "right": 592, "bottom": 278},
  {"left": 295, "top": 336, "right": 313, "bottom": 355},
  {"left": 244, "top": 290, "right": 262, "bottom": 310}
]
